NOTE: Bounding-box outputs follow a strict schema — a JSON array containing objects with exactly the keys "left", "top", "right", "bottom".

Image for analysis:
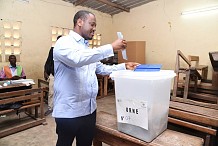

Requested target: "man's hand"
[
  {"left": 11, "top": 76, "right": 20, "bottom": 80},
  {"left": 111, "top": 39, "right": 127, "bottom": 51},
  {"left": 125, "top": 62, "right": 140, "bottom": 70}
]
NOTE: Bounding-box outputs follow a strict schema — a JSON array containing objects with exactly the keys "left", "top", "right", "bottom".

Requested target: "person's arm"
[
  {"left": 53, "top": 37, "right": 126, "bottom": 68},
  {"left": 19, "top": 67, "right": 26, "bottom": 79},
  {"left": 44, "top": 47, "right": 53, "bottom": 77},
  {"left": 0, "top": 67, "right": 7, "bottom": 81},
  {"left": 125, "top": 62, "right": 140, "bottom": 70},
  {"left": 54, "top": 44, "right": 114, "bottom": 68},
  {"left": 95, "top": 62, "right": 139, "bottom": 76},
  {"left": 11, "top": 75, "right": 25, "bottom": 80},
  {"left": 0, "top": 67, "right": 26, "bottom": 80}
]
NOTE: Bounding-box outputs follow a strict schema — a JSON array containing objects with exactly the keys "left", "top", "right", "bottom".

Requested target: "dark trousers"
[{"left": 55, "top": 110, "right": 96, "bottom": 146}]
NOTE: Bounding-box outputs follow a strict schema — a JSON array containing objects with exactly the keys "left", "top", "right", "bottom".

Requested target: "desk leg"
[
  {"left": 35, "top": 106, "right": 38, "bottom": 118},
  {"left": 93, "top": 138, "right": 102, "bottom": 146},
  {"left": 104, "top": 76, "right": 108, "bottom": 96},
  {"left": 202, "top": 67, "right": 208, "bottom": 80},
  {"left": 205, "top": 134, "right": 210, "bottom": 146}
]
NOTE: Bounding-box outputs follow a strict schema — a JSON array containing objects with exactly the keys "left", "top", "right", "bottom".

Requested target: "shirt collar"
[
  {"left": 69, "top": 30, "right": 89, "bottom": 46},
  {"left": 9, "top": 64, "right": 16, "bottom": 68}
]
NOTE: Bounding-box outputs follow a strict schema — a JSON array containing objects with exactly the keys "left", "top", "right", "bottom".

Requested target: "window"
[
  {"left": 51, "top": 26, "right": 71, "bottom": 47},
  {"left": 89, "top": 34, "right": 101, "bottom": 48},
  {"left": 0, "top": 20, "right": 22, "bottom": 62}
]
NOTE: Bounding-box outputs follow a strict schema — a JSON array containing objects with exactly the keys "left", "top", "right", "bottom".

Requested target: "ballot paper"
[{"left": 117, "top": 32, "right": 128, "bottom": 60}]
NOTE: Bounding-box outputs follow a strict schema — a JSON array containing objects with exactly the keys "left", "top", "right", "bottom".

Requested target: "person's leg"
[
  {"left": 55, "top": 118, "right": 80, "bottom": 146},
  {"left": 48, "top": 74, "right": 54, "bottom": 110},
  {"left": 45, "top": 75, "right": 54, "bottom": 116},
  {"left": 76, "top": 110, "right": 96, "bottom": 146}
]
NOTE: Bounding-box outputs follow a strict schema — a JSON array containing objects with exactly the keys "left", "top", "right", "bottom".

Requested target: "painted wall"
[
  {"left": 0, "top": 0, "right": 113, "bottom": 83},
  {"left": 112, "top": 0, "right": 218, "bottom": 79},
  {"left": 1, "top": 0, "right": 218, "bottom": 81}
]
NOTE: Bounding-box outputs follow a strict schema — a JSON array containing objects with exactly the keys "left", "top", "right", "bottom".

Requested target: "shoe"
[{"left": 44, "top": 109, "right": 53, "bottom": 116}]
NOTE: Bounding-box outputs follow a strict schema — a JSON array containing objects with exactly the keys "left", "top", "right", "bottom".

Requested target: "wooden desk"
[
  {"left": 0, "top": 83, "right": 32, "bottom": 93},
  {"left": 93, "top": 111, "right": 204, "bottom": 146}
]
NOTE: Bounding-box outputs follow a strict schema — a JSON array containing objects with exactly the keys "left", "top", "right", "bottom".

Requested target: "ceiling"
[{"left": 62, "top": 0, "right": 156, "bottom": 15}]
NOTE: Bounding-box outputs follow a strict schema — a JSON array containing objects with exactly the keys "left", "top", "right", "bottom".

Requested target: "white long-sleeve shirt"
[{"left": 52, "top": 30, "right": 126, "bottom": 118}]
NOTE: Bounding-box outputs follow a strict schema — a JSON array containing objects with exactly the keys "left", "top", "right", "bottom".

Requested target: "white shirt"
[{"left": 52, "top": 30, "right": 126, "bottom": 118}]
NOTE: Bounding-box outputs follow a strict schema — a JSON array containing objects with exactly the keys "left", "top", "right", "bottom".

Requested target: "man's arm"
[
  {"left": 44, "top": 47, "right": 53, "bottom": 79},
  {"left": 95, "top": 62, "right": 139, "bottom": 76},
  {"left": 0, "top": 67, "right": 7, "bottom": 81},
  {"left": 18, "top": 67, "right": 26, "bottom": 79}
]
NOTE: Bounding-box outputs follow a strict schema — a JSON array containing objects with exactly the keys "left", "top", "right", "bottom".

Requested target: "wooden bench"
[
  {"left": 93, "top": 111, "right": 204, "bottom": 146},
  {"left": 0, "top": 88, "right": 46, "bottom": 138},
  {"left": 169, "top": 100, "right": 218, "bottom": 146}
]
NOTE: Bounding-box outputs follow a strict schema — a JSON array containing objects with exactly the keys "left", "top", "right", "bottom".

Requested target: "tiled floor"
[{"left": 0, "top": 95, "right": 115, "bottom": 146}]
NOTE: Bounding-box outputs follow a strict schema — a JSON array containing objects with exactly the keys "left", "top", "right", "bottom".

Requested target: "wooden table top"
[{"left": 96, "top": 111, "right": 204, "bottom": 146}]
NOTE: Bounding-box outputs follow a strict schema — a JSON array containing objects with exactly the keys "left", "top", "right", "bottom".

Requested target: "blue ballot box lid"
[{"left": 134, "top": 64, "right": 162, "bottom": 72}]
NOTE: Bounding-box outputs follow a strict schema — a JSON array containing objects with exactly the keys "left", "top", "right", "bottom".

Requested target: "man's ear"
[{"left": 77, "top": 18, "right": 83, "bottom": 27}]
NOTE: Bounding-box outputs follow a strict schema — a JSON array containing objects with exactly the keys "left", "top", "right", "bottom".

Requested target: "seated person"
[{"left": 0, "top": 55, "right": 26, "bottom": 80}]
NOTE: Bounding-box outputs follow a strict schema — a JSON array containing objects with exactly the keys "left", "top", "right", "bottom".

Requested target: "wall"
[
  {"left": 1, "top": 0, "right": 218, "bottom": 80},
  {"left": 0, "top": 0, "right": 113, "bottom": 83},
  {"left": 112, "top": 0, "right": 218, "bottom": 79}
]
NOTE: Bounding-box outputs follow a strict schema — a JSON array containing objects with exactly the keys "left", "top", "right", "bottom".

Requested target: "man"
[
  {"left": 53, "top": 10, "right": 139, "bottom": 146},
  {"left": 0, "top": 55, "right": 26, "bottom": 80},
  {"left": 44, "top": 35, "right": 62, "bottom": 116}
]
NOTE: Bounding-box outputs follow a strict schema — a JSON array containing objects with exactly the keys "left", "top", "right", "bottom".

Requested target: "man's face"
[
  {"left": 9, "top": 56, "right": 16, "bottom": 65},
  {"left": 80, "top": 14, "right": 96, "bottom": 40}
]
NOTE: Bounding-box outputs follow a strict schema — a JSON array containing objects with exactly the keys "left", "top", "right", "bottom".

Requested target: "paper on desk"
[
  {"left": 117, "top": 32, "right": 127, "bottom": 60},
  {"left": 11, "top": 79, "right": 35, "bottom": 86}
]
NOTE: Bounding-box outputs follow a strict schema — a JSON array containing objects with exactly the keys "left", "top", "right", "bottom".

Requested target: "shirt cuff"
[{"left": 117, "top": 63, "right": 126, "bottom": 70}]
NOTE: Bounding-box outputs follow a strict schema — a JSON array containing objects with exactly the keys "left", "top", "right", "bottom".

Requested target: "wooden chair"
[
  {"left": 96, "top": 75, "right": 112, "bottom": 98},
  {"left": 172, "top": 50, "right": 201, "bottom": 99},
  {"left": 188, "top": 55, "right": 208, "bottom": 80},
  {"left": 97, "top": 74, "right": 104, "bottom": 99},
  {"left": 209, "top": 51, "right": 218, "bottom": 72},
  {"left": 209, "top": 51, "right": 218, "bottom": 87},
  {"left": 172, "top": 50, "right": 218, "bottom": 108},
  {"left": 38, "top": 79, "right": 49, "bottom": 103}
]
